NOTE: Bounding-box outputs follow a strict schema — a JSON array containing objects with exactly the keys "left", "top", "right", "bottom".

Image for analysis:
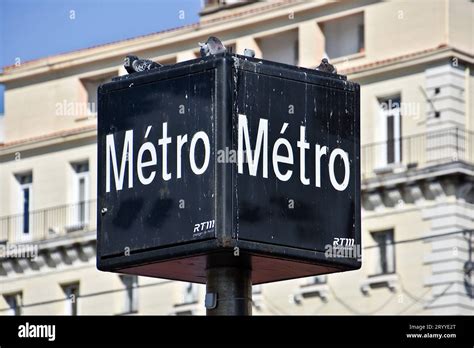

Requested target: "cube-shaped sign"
[{"left": 97, "top": 53, "right": 361, "bottom": 284}]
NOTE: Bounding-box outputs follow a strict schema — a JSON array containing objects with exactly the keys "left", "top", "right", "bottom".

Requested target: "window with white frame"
[
  {"left": 120, "top": 275, "right": 138, "bottom": 314},
  {"left": 371, "top": 229, "right": 395, "bottom": 275},
  {"left": 15, "top": 173, "right": 33, "bottom": 239},
  {"left": 322, "top": 13, "right": 364, "bottom": 59},
  {"left": 81, "top": 75, "right": 115, "bottom": 116},
  {"left": 378, "top": 96, "right": 402, "bottom": 166},
  {"left": 61, "top": 282, "right": 79, "bottom": 315},
  {"left": 71, "top": 161, "right": 89, "bottom": 229},
  {"left": 3, "top": 292, "right": 22, "bottom": 315}
]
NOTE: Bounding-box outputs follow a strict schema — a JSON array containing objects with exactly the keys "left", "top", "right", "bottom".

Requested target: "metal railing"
[
  {"left": 0, "top": 200, "right": 97, "bottom": 244},
  {"left": 361, "top": 127, "right": 474, "bottom": 180}
]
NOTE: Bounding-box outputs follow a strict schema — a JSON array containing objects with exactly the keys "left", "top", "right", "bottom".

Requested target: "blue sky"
[{"left": 0, "top": 0, "right": 202, "bottom": 114}]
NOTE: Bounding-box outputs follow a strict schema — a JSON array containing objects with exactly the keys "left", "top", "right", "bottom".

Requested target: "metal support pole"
[{"left": 205, "top": 266, "right": 252, "bottom": 316}]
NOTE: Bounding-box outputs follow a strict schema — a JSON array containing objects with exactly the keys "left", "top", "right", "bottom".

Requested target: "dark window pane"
[
  {"left": 372, "top": 230, "right": 395, "bottom": 275},
  {"left": 387, "top": 115, "right": 394, "bottom": 164},
  {"left": 79, "top": 178, "right": 85, "bottom": 223},
  {"left": 23, "top": 188, "right": 29, "bottom": 234}
]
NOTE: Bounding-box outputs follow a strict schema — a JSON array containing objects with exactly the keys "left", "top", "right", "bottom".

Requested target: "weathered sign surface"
[{"left": 97, "top": 53, "right": 361, "bottom": 284}]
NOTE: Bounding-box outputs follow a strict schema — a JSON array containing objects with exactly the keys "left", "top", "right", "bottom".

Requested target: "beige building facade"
[{"left": 0, "top": 0, "right": 473, "bottom": 315}]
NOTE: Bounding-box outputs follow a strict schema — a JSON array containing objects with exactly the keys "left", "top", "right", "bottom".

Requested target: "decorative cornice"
[
  {"left": 0, "top": 236, "right": 96, "bottom": 279},
  {"left": 362, "top": 165, "right": 474, "bottom": 211},
  {"left": 0, "top": 125, "right": 96, "bottom": 154}
]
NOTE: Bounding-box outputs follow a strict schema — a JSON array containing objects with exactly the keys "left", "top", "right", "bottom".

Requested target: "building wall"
[
  {"left": 0, "top": 139, "right": 96, "bottom": 216},
  {"left": 448, "top": 0, "right": 474, "bottom": 54},
  {"left": 3, "top": 63, "right": 119, "bottom": 142},
  {"left": 365, "top": 0, "right": 446, "bottom": 62}
]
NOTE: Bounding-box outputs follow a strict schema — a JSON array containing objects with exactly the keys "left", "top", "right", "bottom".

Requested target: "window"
[
  {"left": 120, "top": 275, "right": 138, "bottom": 314},
  {"left": 371, "top": 229, "right": 395, "bottom": 275},
  {"left": 258, "top": 29, "right": 299, "bottom": 66},
  {"left": 81, "top": 75, "right": 114, "bottom": 116},
  {"left": 172, "top": 283, "right": 200, "bottom": 315},
  {"left": 3, "top": 292, "right": 22, "bottom": 315},
  {"left": 15, "top": 173, "right": 32, "bottom": 238},
  {"left": 70, "top": 161, "right": 89, "bottom": 230},
  {"left": 379, "top": 96, "right": 402, "bottom": 165},
  {"left": 61, "top": 283, "right": 79, "bottom": 315},
  {"left": 182, "top": 283, "right": 198, "bottom": 304},
  {"left": 322, "top": 13, "right": 364, "bottom": 59}
]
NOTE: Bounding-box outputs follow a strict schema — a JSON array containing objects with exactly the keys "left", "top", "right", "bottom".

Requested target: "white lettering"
[
  {"left": 329, "top": 148, "right": 350, "bottom": 191},
  {"left": 158, "top": 122, "right": 172, "bottom": 181},
  {"left": 238, "top": 114, "right": 268, "bottom": 178},
  {"left": 297, "top": 126, "right": 310, "bottom": 185},
  {"left": 189, "top": 131, "right": 210, "bottom": 175},
  {"left": 176, "top": 134, "right": 188, "bottom": 179},
  {"left": 106, "top": 130, "right": 133, "bottom": 192},
  {"left": 315, "top": 144, "right": 328, "bottom": 188},
  {"left": 137, "top": 141, "right": 157, "bottom": 185},
  {"left": 272, "top": 124, "right": 294, "bottom": 181},
  {"left": 103, "top": 116, "right": 351, "bottom": 192},
  {"left": 18, "top": 322, "right": 56, "bottom": 342}
]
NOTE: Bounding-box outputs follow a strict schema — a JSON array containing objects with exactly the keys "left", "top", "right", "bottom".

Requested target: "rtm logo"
[
  {"left": 193, "top": 219, "right": 215, "bottom": 236},
  {"left": 333, "top": 238, "right": 355, "bottom": 247}
]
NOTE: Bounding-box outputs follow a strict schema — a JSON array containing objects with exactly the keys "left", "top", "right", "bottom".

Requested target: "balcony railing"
[
  {"left": 361, "top": 127, "right": 474, "bottom": 180},
  {"left": 0, "top": 200, "right": 97, "bottom": 244}
]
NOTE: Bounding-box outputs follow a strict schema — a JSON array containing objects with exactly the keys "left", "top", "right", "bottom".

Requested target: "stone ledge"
[{"left": 360, "top": 273, "right": 398, "bottom": 295}]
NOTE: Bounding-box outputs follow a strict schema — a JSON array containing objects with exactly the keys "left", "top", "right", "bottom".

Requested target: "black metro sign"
[{"left": 97, "top": 53, "right": 361, "bottom": 284}]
